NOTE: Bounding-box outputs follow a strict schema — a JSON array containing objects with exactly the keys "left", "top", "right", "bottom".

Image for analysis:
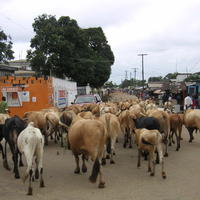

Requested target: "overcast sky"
[{"left": 1, "top": 0, "right": 200, "bottom": 84}]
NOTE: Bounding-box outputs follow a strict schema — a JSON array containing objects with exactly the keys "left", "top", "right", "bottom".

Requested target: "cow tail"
[
  {"left": 105, "top": 114, "right": 111, "bottom": 154},
  {"left": 89, "top": 158, "right": 100, "bottom": 183},
  {"left": 106, "top": 137, "right": 111, "bottom": 154}
]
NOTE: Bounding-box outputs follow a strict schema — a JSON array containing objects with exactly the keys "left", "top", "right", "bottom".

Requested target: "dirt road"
[{"left": 0, "top": 127, "right": 200, "bottom": 200}]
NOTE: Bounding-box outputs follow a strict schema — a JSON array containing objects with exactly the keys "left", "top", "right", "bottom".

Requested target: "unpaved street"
[{"left": 0, "top": 127, "right": 200, "bottom": 200}]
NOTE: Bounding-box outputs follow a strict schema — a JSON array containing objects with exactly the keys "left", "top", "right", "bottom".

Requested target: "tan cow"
[
  {"left": 184, "top": 109, "right": 200, "bottom": 142},
  {"left": 134, "top": 128, "right": 166, "bottom": 179},
  {"left": 68, "top": 119, "right": 106, "bottom": 188},
  {"left": 148, "top": 109, "right": 170, "bottom": 157}
]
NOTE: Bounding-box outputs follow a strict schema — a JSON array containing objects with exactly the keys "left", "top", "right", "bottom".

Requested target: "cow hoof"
[
  {"left": 189, "top": 140, "right": 192, "bottom": 143},
  {"left": 180, "top": 137, "right": 183, "bottom": 140},
  {"left": 32, "top": 177, "right": 35, "bottom": 182},
  {"left": 89, "top": 176, "right": 96, "bottom": 183},
  {"left": 162, "top": 172, "right": 167, "bottom": 179},
  {"left": 168, "top": 143, "right": 171, "bottom": 146},
  {"left": 123, "top": 144, "right": 126, "bottom": 148},
  {"left": 15, "top": 174, "right": 20, "bottom": 179},
  {"left": 106, "top": 155, "right": 110, "bottom": 159},
  {"left": 40, "top": 180, "right": 45, "bottom": 188},
  {"left": 110, "top": 160, "right": 115, "bottom": 164},
  {"left": 82, "top": 166, "right": 87, "bottom": 173},
  {"left": 27, "top": 187, "right": 33, "bottom": 195},
  {"left": 98, "top": 182, "right": 105, "bottom": 188},
  {"left": 176, "top": 148, "right": 179, "bottom": 151},
  {"left": 101, "top": 158, "right": 106, "bottom": 166},
  {"left": 164, "top": 153, "right": 168, "bottom": 157},
  {"left": 129, "top": 145, "right": 132, "bottom": 149},
  {"left": 113, "top": 152, "right": 116, "bottom": 156},
  {"left": 150, "top": 172, "right": 155, "bottom": 176},
  {"left": 35, "top": 169, "right": 39, "bottom": 179},
  {"left": 74, "top": 168, "right": 80, "bottom": 174}
]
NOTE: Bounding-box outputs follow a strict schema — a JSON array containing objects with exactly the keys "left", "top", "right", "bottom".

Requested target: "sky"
[{"left": 1, "top": 0, "right": 200, "bottom": 84}]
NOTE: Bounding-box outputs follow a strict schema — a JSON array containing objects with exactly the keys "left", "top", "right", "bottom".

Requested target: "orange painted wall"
[{"left": 0, "top": 76, "right": 54, "bottom": 117}]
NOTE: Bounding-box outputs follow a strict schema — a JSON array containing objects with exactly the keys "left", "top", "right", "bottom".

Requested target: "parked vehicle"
[{"left": 72, "top": 94, "right": 102, "bottom": 105}]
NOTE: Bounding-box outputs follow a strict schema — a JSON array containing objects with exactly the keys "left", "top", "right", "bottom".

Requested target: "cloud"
[{"left": 1, "top": 0, "right": 200, "bottom": 84}]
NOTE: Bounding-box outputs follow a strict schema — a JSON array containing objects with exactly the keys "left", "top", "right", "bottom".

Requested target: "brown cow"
[
  {"left": 168, "top": 113, "right": 182, "bottom": 151},
  {"left": 148, "top": 109, "right": 170, "bottom": 157},
  {"left": 68, "top": 119, "right": 106, "bottom": 188},
  {"left": 134, "top": 128, "right": 166, "bottom": 179},
  {"left": 184, "top": 109, "right": 200, "bottom": 142}
]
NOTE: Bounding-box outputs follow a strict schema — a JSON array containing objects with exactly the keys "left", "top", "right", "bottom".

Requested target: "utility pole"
[
  {"left": 132, "top": 68, "right": 138, "bottom": 80},
  {"left": 129, "top": 72, "right": 132, "bottom": 80},
  {"left": 125, "top": 70, "right": 128, "bottom": 80},
  {"left": 131, "top": 67, "right": 138, "bottom": 88},
  {"left": 138, "top": 54, "right": 148, "bottom": 90}
]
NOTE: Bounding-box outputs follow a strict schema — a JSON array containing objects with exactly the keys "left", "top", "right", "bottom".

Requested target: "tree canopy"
[
  {"left": 27, "top": 14, "right": 114, "bottom": 88},
  {"left": 0, "top": 29, "right": 14, "bottom": 63},
  {"left": 148, "top": 76, "right": 163, "bottom": 82},
  {"left": 184, "top": 74, "right": 200, "bottom": 82}
]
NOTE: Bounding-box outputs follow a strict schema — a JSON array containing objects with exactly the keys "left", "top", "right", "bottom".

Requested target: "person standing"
[
  {"left": 184, "top": 94, "right": 193, "bottom": 110},
  {"left": 0, "top": 96, "right": 9, "bottom": 114}
]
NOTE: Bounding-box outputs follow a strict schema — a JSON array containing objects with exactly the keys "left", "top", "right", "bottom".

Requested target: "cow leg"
[
  {"left": 123, "top": 132, "right": 128, "bottom": 148},
  {"left": 168, "top": 131, "right": 172, "bottom": 146},
  {"left": 163, "top": 136, "right": 168, "bottom": 157},
  {"left": 3, "top": 141, "right": 10, "bottom": 170},
  {"left": 0, "top": 143, "right": 5, "bottom": 160},
  {"left": 27, "top": 169, "right": 33, "bottom": 195},
  {"left": 11, "top": 142, "right": 20, "bottom": 179},
  {"left": 101, "top": 145, "right": 106, "bottom": 165},
  {"left": 110, "top": 137, "right": 116, "bottom": 164},
  {"left": 74, "top": 155, "right": 80, "bottom": 174},
  {"left": 44, "top": 135, "right": 48, "bottom": 146},
  {"left": 19, "top": 152, "right": 24, "bottom": 167},
  {"left": 187, "top": 127, "right": 195, "bottom": 142},
  {"left": 147, "top": 152, "right": 151, "bottom": 172},
  {"left": 98, "top": 164, "right": 105, "bottom": 188},
  {"left": 137, "top": 149, "right": 141, "bottom": 168},
  {"left": 150, "top": 151, "right": 155, "bottom": 176},
  {"left": 82, "top": 154, "right": 87, "bottom": 173},
  {"left": 128, "top": 133, "right": 133, "bottom": 148},
  {"left": 174, "top": 130, "right": 180, "bottom": 151}
]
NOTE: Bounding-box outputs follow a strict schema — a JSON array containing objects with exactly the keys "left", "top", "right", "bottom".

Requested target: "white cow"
[{"left": 17, "top": 122, "right": 44, "bottom": 195}]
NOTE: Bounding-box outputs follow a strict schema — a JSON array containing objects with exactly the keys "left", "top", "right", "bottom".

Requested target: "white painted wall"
[{"left": 52, "top": 77, "right": 77, "bottom": 108}]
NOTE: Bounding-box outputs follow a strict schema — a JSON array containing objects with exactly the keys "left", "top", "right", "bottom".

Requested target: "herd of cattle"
[{"left": 0, "top": 96, "right": 200, "bottom": 195}]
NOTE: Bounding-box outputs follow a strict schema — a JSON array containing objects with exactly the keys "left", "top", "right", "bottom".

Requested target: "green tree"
[
  {"left": 148, "top": 76, "right": 163, "bottom": 82},
  {"left": 104, "top": 81, "right": 118, "bottom": 88},
  {"left": 0, "top": 29, "right": 14, "bottom": 63},
  {"left": 184, "top": 74, "right": 200, "bottom": 82},
  {"left": 27, "top": 14, "right": 114, "bottom": 88},
  {"left": 164, "top": 72, "right": 178, "bottom": 80}
]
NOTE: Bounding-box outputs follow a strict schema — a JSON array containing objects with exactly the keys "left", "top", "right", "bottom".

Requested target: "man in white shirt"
[{"left": 184, "top": 95, "right": 193, "bottom": 110}]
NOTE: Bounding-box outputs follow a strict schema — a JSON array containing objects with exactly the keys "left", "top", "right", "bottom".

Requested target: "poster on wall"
[
  {"left": 32, "top": 97, "right": 37, "bottom": 102},
  {"left": 7, "top": 92, "right": 22, "bottom": 107},
  {"left": 57, "top": 90, "right": 68, "bottom": 108},
  {"left": 21, "top": 91, "right": 30, "bottom": 102}
]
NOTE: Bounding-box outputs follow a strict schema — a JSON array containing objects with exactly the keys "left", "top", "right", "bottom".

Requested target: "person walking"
[
  {"left": 0, "top": 96, "right": 9, "bottom": 114},
  {"left": 184, "top": 94, "right": 193, "bottom": 110}
]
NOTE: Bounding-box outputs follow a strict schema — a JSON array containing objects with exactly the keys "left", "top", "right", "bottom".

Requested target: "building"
[{"left": 0, "top": 76, "right": 77, "bottom": 117}]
